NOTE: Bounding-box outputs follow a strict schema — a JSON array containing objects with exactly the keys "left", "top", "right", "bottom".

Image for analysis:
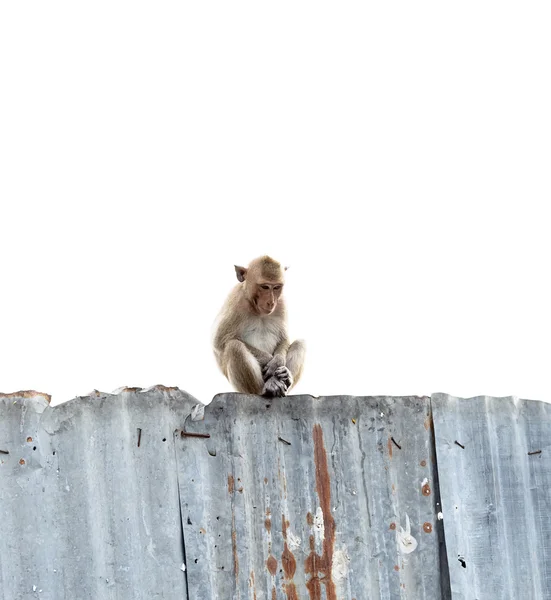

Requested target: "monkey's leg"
[
  {"left": 224, "top": 340, "right": 265, "bottom": 395},
  {"left": 285, "top": 339, "right": 306, "bottom": 390}
]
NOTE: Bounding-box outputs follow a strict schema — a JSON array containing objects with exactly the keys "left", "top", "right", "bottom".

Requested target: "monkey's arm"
[{"left": 262, "top": 337, "right": 291, "bottom": 380}]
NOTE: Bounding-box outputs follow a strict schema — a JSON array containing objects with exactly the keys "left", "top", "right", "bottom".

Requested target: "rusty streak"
[
  {"left": 250, "top": 571, "right": 257, "bottom": 600},
  {"left": 232, "top": 523, "right": 239, "bottom": 582},
  {"left": 281, "top": 515, "right": 298, "bottom": 599},
  {"left": 228, "top": 475, "right": 235, "bottom": 494},
  {"left": 305, "top": 424, "right": 337, "bottom": 600}
]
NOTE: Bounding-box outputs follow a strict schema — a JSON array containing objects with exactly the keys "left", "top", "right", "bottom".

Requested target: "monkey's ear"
[
  {"left": 234, "top": 265, "right": 247, "bottom": 282},
  {"left": 284, "top": 266, "right": 290, "bottom": 271}
]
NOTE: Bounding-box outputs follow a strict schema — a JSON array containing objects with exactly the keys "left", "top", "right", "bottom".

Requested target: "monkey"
[{"left": 213, "top": 255, "right": 306, "bottom": 397}]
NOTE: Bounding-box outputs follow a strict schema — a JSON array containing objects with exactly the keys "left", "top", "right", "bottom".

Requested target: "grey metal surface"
[
  {"left": 432, "top": 394, "right": 551, "bottom": 600},
  {"left": 178, "top": 394, "right": 447, "bottom": 599},
  {"left": 0, "top": 387, "right": 197, "bottom": 600}
]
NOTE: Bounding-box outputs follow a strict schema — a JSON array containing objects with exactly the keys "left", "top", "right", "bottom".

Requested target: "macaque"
[{"left": 213, "top": 256, "right": 305, "bottom": 397}]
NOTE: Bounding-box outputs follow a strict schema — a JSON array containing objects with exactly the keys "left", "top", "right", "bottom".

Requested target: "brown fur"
[{"left": 213, "top": 256, "right": 305, "bottom": 396}]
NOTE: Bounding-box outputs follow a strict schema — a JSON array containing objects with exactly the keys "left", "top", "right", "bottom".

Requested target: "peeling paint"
[
  {"left": 331, "top": 545, "right": 350, "bottom": 581},
  {"left": 314, "top": 506, "right": 325, "bottom": 544},
  {"left": 397, "top": 514, "right": 418, "bottom": 554},
  {"left": 287, "top": 529, "right": 301, "bottom": 551}
]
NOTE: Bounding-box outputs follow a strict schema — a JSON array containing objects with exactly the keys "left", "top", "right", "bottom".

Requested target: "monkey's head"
[{"left": 235, "top": 255, "right": 287, "bottom": 316}]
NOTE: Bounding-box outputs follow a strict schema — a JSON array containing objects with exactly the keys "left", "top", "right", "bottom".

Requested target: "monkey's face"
[{"left": 255, "top": 282, "right": 283, "bottom": 315}]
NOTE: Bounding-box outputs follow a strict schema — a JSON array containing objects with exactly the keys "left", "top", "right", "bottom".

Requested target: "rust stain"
[
  {"left": 232, "top": 525, "right": 239, "bottom": 582},
  {"left": 237, "top": 487, "right": 243, "bottom": 493},
  {"left": 266, "top": 555, "right": 278, "bottom": 576},
  {"left": 420, "top": 459, "right": 427, "bottom": 467},
  {"left": 26, "top": 437, "right": 33, "bottom": 443},
  {"left": 19, "top": 458, "right": 26, "bottom": 465},
  {"left": 199, "top": 528, "right": 206, "bottom": 534},
  {"left": 266, "top": 507, "right": 271, "bottom": 516},
  {"left": 389, "top": 522, "right": 396, "bottom": 530},
  {"left": 264, "top": 477, "right": 268, "bottom": 484},
  {"left": 387, "top": 436, "right": 393, "bottom": 459},
  {"left": 272, "top": 587, "right": 277, "bottom": 600},
  {"left": 265, "top": 517, "right": 272, "bottom": 533},
  {"left": 394, "top": 565, "right": 400, "bottom": 571},
  {"left": 149, "top": 384, "right": 179, "bottom": 392},
  {"left": 306, "top": 512, "right": 314, "bottom": 526},
  {"left": 423, "top": 522, "right": 433, "bottom": 533},
  {"left": 282, "top": 516, "right": 290, "bottom": 536},
  {"left": 0, "top": 390, "right": 51, "bottom": 403},
  {"left": 228, "top": 475, "right": 235, "bottom": 494},
  {"left": 422, "top": 483, "right": 431, "bottom": 496},
  {"left": 424, "top": 414, "right": 433, "bottom": 431},
  {"left": 281, "top": 514, "right": 298, "bottom": 599},
  {"left": 305, "top": 424, "right": 337, "bottom": 600},
  {"left": 249, "top": 571, "right": 257, "bottom": 600}
]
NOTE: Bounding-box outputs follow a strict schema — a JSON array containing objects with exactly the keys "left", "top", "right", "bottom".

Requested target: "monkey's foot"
[
  {"left": 274, "top": 366, "right": 293, "bottom": 389},
  {"left": 262, "top": 376, "right": 288, "bottom": 398}
]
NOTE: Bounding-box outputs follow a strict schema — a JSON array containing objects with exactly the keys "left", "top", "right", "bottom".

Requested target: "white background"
[{"left": 1, "top": 3, "right": 549, "bottom": 405}]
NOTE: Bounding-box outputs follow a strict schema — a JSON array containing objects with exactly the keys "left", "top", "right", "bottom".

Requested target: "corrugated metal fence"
[{"left": 1, "top": 388, "right": 549, "bottom": 599}]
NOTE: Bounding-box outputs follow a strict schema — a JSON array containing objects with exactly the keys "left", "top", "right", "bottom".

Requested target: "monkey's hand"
[
  {"left": 274, "top": 365, "right": 293, "bottom": 389},
  {"left": 262, "top": 376, "right": 288, "bottom": 398},
  {"left": 262, "top": 354, "right": 286, "bottom": 381}
]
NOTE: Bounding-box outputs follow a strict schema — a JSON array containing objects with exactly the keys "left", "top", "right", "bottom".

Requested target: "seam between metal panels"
[
  {"left": 173, "top": 430, "right": 190, "bottom": 599},
  {"left": 428, "top": 395, "right": 453, "bottom": 600}
]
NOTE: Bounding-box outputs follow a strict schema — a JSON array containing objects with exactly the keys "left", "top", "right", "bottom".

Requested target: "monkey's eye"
[
  {"left": 261, "top": 285, "right": 270, "bottom": 290},
  {"left": 274, "top": 286, "right": 282, "bottom": 291}
]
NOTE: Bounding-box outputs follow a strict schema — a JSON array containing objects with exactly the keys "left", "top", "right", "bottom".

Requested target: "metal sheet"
[
  {"left": 432, "top": 393, "right": 551, "bottom": 600},
  {"left": 0, "top": 387, "right": 198, "bottom": 600},
  {"left": 178, "top": 394, "right": 448, "bottom": 600}
]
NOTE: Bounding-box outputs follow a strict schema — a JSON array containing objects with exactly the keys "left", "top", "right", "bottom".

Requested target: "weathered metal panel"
[
  {"left": 432, "top": 394, "right": 551, "bottom": 600},
  {"left": 0, "top": 387, "right": 197, "bottom": 600},
  {"left": 177, "top": 394, "right": 448, "bottom": 599}
]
